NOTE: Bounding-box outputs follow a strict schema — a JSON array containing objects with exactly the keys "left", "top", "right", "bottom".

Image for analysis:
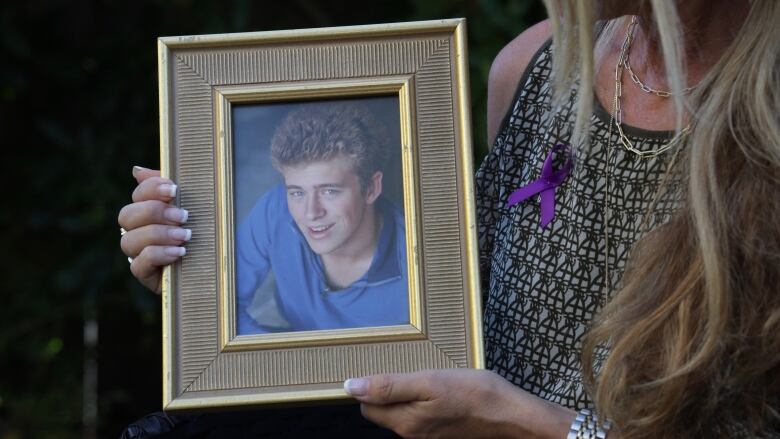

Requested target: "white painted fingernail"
[
  {"left": 164, "top": 246, "right": 186, "bottom": 257},
  {"left": 343, "top": 378, "right": 368, "bottom": 396},
  {"left": 168, "top": 228, "right": 192, "bottom": 241},
  {"left": 132, "top": 165, "right": 148, "bottom": 178},
  {"left": 164, "top": 208, "right": 188, "bottom": 223},
  {"left": 159, "top": 184, "right": 177, "bottom": 197}
]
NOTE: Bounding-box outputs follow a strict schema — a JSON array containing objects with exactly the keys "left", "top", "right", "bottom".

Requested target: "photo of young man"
[{"left": 234, "top": 101, "right": 409, "bottom": 335}]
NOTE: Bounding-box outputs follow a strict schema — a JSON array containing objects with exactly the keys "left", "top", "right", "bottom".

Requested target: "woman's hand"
[
  {"left": 344, "top": 369, "right": 574, "bottom": 439},
  {"left": 118, "top": 166, "right": 191, "bottom": 293}
]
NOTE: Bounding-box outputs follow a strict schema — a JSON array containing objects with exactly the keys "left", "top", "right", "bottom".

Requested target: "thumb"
[{"left": 344, "top": 373, "right": 428, "bottom": 405}]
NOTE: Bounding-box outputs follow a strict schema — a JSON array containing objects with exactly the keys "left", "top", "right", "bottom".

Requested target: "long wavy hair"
[{"left": 543, "top": 1, "right": 780, "bottom": 437}]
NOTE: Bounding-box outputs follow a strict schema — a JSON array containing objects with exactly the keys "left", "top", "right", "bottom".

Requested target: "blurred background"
[{"left": 0, "top": 1, "right": 545, "bottom": 437}]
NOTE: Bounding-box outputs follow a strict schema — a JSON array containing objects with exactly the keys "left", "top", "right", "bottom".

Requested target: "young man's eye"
[
  {"left": 287, "top": 190, "right": 304, "bottom": 198},
  {"left": 321, "top": 188, "right": 340, "bottom": 197}
]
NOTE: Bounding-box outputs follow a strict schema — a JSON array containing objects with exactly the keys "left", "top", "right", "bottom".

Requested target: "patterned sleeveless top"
[{"left": 476, "top": 40, "right": 683, "bottom": 409}]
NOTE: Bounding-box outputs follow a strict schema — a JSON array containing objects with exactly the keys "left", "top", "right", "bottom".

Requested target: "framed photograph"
[{"left": 158, "top": 19, "right": 482, "bottom": 411}]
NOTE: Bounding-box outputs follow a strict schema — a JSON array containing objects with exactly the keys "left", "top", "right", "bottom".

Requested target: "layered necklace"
[{"left": 603, "top": 16, "right": 691, "bottom": 293}]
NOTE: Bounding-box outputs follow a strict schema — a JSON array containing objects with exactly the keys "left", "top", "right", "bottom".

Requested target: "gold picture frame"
[{"left": 158, "top": 19, "right": 482, "bottom": 411}]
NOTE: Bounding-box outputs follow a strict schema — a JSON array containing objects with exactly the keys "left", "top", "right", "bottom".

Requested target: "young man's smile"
[{"left": 282, "top": 157, "right": 382, "bottom": 259}]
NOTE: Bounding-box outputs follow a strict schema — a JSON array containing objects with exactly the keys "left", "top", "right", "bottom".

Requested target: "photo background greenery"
[{"left": 0, "top": 1, "right": 545, "bottom": 437}]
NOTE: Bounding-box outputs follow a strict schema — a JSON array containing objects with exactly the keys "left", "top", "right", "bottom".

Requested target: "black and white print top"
[{"left": 476, "top": 39, "right": 683, "bottom": 409}]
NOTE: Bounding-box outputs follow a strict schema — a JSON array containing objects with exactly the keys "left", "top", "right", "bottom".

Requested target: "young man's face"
[{"left": 280, "top": 157, "right": 382, "bottom": 258}]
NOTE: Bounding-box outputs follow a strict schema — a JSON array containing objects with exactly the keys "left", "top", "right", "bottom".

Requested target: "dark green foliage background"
[{"left": 0, "top": 1, "right": 544, "bottom": 437}]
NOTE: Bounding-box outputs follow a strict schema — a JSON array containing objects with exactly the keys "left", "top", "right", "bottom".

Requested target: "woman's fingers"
[
  {"left": 132, "top": 176, "right": 178, "bottom": 203},
  {"left": 120, "top": 224, "right": 191, "bottom": 258},
  {"left": 118, "top": 200, "right": 189, "bottom": 231},
  {"left": 132, "top": 166, "right": 161, "bottom": 183},
  {"left": 130, "top": 245, "right": 186, "bottom": 294},
  {"left": 121, "top": 167, "right": 187, "bottom": 294}
]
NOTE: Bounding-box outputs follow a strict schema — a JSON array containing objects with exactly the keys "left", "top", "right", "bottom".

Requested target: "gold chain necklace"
[
  {"left": 622, "top": 17, "right": 696, "bottom": 98},
  {"left": 613, "top": 17, "right": 691, "bottom": 158},
  {"left": 624, "top": 56, "right": 696, "bottom": 97},
  {"left": 603, "top": 17, "right": 689, "bottom": 294}
]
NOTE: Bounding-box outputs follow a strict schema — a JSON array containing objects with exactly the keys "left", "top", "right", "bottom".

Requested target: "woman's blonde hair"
[{"left": 542, "top": 1, "right": 780, "bottom": 437}]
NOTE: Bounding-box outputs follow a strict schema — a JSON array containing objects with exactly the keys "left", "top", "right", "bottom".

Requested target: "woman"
[{"left": 121, "top": 1, "right": 780, "bottom": 437}]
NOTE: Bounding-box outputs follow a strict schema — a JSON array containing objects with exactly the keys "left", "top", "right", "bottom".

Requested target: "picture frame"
[{"left": 158, "top": 19, "right": 482, "bottom": 411}]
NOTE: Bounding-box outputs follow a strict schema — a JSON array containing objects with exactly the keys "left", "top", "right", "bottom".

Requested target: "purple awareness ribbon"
[{"left": 506, "top": 143, "right": 573, "bottom": 228}]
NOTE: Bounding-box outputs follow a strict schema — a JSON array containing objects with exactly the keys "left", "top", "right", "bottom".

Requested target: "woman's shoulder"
[{"left": 487, "top": 19, "right": 552, "bottom": 145}]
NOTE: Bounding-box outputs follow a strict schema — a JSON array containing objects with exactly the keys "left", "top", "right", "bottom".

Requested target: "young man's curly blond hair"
[{"left": 270, "top": 102, "right": 389, "bottom": 193}]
